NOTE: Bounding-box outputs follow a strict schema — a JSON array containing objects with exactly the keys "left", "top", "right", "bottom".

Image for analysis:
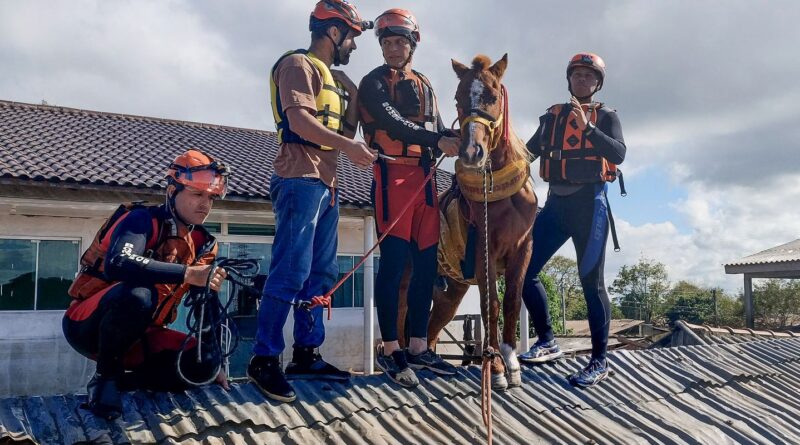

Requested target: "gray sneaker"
[
  {"left": 518, "top": 339, "right": 563, "bottom": 364},
  {"left": 407, "top": 349, "right": 457, "bottom": 376},
  {"left": 376, "top": 346, "right": 419, "bottom": 388}
]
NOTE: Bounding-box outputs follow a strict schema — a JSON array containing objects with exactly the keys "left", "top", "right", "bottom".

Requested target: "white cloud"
[{"left": 1, "top": 0, "right": 798, "bottom": 299}]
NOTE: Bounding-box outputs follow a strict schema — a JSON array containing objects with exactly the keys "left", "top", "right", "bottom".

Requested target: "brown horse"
[{"left": 398, "top": 54, "right": 538, "bottom": 390}]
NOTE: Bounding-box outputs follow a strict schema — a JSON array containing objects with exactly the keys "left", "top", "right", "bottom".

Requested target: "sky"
[{"left": 1, "top": 0, "right": 799, "bottom": 294}]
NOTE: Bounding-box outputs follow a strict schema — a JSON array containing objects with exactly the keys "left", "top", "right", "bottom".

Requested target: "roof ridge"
[{"left": 0, "top": 99, "right": 277, "bottom": 136}]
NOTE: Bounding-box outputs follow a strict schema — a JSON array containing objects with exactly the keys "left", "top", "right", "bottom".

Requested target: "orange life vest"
[
  {"left": 538, "top": 102, "right": 619, "bottom": 184},
  {"left": 359, "top": 66, "right": 438, "bottom": 165},
  {"left": 68, "top": 203, "right": 218, "bottom": 326}
]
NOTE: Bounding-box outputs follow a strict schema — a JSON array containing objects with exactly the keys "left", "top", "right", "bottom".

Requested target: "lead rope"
[
  {"left": 312, "top": 156, "right": 448, "bottom": 319},
  {"left": 480, "top": 166, "right": 495, "bottom": 445}
]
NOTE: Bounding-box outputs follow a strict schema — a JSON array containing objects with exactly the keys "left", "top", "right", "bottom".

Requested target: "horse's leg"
[
  {"left": 501, "top": 237, "right": 533, "bottom": 388},
  {"left": 396, "top": 261, "right": 412, "bottom": 349},
  {"left": 427, "top": 276, "right": 470, "bottom": 350},
  {"left": 476, "top": 235, "right": 505, "bottom": 390}
]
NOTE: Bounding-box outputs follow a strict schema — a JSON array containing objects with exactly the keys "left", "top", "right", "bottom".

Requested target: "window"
[
  {"left": 332, "top": 255, "right": 380, "bottom": 308},
  {"left": 228, "top": 224, "right": 275, "bottom": 236},
  {"left": 0, "top": 238, "right": 80, "bottom": 311}
]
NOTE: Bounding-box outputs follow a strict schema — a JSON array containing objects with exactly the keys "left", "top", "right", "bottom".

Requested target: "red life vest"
[
  {"left": 538, "top": 102, "right": 619, "bottom": 184},
  {"left": 68, "top": 203, "right": 217, "bottom": 326}
]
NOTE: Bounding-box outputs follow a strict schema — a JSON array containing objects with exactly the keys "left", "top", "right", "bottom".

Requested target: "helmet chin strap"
[
  {"left": 326, "top": 27, "right": 348, "bottom": 66},
  {"left": 166, "top": 186, "right": 194, "bottom": 230},
  {"left": 568, "top": 84, "right": 600, "bottom": 102}
]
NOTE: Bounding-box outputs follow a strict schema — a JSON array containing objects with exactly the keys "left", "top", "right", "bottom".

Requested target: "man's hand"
[
  {"left": 342, "top": 140, "right": 378, "bottom": 169},
  {"left": 185, "top": 265, "right": 227, "bottom": 291},
  {"left": 570, "top": 96, "right": 589, "bottom": 131},
  {"left": 215, "top": 367, "right": 230, "bottom": 390},
  {"left": 437, "top": 136, "right": 461, "bottom": 157},
  {"left": 331, "top": 69, "right": 357, "bottom": 97}
]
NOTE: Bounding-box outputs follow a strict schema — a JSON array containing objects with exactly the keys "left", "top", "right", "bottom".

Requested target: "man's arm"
[
  {"left": 358, "top": 74, "right": 441, "bottom": 148},
  {"left": 525, "top": 125, "right": 544, "bottom": 160},
  {"left": 104, "top": 210, "right": 225, "bottom": 289},
  {"left": 104, "top": 210, "right": 186, "bottom": 284},
  {"left": 277, "top": 59, "right": 376, "bottom": 168},
  {"left": 586, "top": 111, "right": 626, "bottom": 165}
]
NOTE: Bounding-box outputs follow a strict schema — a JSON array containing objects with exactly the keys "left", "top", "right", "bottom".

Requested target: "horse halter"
[{"left": 458, "top": 84, "right": 509, "bottom": 152}]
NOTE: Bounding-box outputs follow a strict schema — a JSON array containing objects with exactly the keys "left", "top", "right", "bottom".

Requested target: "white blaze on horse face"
[
  {"left": 501, "top": 343, "right": 520, "bottom": 371},
  {"left": 466, "top": 78, "right": 484, "bottom": 158}
]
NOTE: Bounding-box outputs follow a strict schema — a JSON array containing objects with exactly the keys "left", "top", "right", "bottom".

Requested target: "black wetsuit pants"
[{"left": 521, "top": 183, "right": 612, "bottom": 361}]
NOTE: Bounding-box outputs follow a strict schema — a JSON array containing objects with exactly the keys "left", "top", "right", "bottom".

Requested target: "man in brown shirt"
[{"left": 248, "top": 0, "right": 377, "bottom": 403}]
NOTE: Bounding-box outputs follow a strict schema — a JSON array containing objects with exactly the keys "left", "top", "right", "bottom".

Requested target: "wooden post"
[{"left": 743, "top": 274, "right": 754, "bottom": 329}]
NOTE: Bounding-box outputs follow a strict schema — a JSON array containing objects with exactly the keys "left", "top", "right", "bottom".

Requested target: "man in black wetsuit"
[
  {"left": 519, "top": 53, "right": 627, "bottom": 388},
  {"left": 357, "top": 8, "right": 460, "bottom": 387},
  {"left": 63, "top": 149, "right": 230, "bottom": 419}
]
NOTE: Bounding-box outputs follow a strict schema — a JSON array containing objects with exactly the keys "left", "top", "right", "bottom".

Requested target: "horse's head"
[{"left": 452, "top": 54, "right": 508, "bottom": 171}]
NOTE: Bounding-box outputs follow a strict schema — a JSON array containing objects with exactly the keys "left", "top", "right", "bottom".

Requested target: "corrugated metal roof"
[
  {"left": 725, "top": 239, "right": 800, "bottom": 267},
  {"left": 4, "top": 337, "right": 800, "bottom": 444},
  {"left": 0, "top": 100, "right": 453, "bottom": 207},
  {"left": 565, "top": 318, "right": 643, "bottom": 337},
  {"left": 668, "top": 321, "right": 799, "bottom": 347}
]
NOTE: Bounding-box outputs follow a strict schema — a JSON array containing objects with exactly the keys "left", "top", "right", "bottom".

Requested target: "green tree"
[
  {"left": 663, "top": 281, "right": 715, "bottom": 325},
  {"left": 608, "top": 257, "right": 670, "bottom": 324},
  {"left": 542, "top": 256, "right": 583, "bottom": 322},
  {"left": 751, "top": 279, "right": 800, "bottom": 329},
  {"left": 716, "top": 290, "right": 744, "bottom": 328}
]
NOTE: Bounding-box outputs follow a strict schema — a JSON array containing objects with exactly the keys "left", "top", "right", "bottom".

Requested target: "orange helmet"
[
  {"left": 310, "top": 0, "right": 373, "bottom": 36},
  {"left": 166, "top": 149, "right": 229, "bottom": 199},
  {"left": 375, "top": 9, "right": 420, "bottom": 44},
  {"left": 567, "top": 53, "right": 606, "bottom": 82}
]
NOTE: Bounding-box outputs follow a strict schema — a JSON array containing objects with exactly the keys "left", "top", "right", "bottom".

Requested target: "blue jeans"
[{"left": 253, "top": 175, "right": 339, "bottom": 357}]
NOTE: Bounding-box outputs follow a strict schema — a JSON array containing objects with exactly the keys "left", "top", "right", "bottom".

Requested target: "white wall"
[{"left": 0, "top": 199, "right": 483, "bottom": 396}]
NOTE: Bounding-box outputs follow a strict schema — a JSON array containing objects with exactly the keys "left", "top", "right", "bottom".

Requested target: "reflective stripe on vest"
[
  {"left": 270, "top": 49, "right": 346, "bottom": 151},
  {"left": 539, "top": 103, "right": 618, "bottom": 184},
  {"left": 359, "top": 67, "right": 438, "bottom": 163}
]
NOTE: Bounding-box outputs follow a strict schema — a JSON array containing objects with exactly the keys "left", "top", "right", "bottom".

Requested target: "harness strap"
[
  {"left": 617, "top": 170, "right": 627, "bottom": 197},
  {"left": 421, "top": 154, "right": 434, "bottom": 207},
  {"left": 604, "top": 188, "right": 621, "bottom": 252},
  {"left": 378, "top": 156, "right": 390, "bottom": 222}
]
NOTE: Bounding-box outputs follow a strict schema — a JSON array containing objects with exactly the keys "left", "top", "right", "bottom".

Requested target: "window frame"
[
  {"left": 0, "top": 235, "right": 81, "bottom": 313},
  {"left": 333, "top": 252, "right": 380, "bottom": 310}
]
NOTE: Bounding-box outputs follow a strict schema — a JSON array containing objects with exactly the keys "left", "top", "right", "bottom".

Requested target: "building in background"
[{"left": 0, "top": 100, "right": 478, "bottom": 396}]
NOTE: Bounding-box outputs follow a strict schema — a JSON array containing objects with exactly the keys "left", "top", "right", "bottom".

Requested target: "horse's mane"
[
  {"left": 504, "top": 122, "right": 532, "bottom": 163},
  {"left": 471, "top": 55, "right": 491, "bottom": 70}
]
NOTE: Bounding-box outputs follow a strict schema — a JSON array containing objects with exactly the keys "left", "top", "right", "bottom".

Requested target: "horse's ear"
[
  {"left": 452, "top": 59, "right": 469, "bottom": 78},
  {"left": 489, "top": 53, "right": 508, "bottom": 79}
]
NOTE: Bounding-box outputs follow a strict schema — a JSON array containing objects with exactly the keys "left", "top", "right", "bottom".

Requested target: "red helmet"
[
  {"left": 166, "top": 149, "right": 229, "bottom": 199},
  {"left": 375, "top": 8, "right": 420, "bottom": 43},
  {"left": 310, "top": 0, "right": 373, "bottom": 36},
  {"left": 567, "top": 53, "right": 606, "bottom": 82}
]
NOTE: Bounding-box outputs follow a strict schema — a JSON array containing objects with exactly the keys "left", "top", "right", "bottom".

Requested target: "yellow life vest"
[{"left": 270, "top": 49, "right": 347, "bottom": 151}]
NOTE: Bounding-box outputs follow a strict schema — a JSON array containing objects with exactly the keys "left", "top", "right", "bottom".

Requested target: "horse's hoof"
[
  {"left": 491, "top": 373, "right": 508, "bottom": 391},
  {"left": 507, "top": 369, "right": 522, "bottom": 388}
]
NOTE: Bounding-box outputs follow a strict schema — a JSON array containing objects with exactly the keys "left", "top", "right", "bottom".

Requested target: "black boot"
[
  {"left": 284, "top": 346, "right": 350, "bottom": 381},
  {"left": 247, "top": 355, "right": 296, "bottom": 402},
  {"left": 81, "top": 373, "right": 123, "bottom": 420}
]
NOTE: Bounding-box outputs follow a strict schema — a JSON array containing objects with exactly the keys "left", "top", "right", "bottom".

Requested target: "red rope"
[
  {"left": 308, "top": 156, "right": 447, "bottom": 320},
  {"left": 481, "top": 349, "right": 495, "bottom": 445},
  {"left": 501, "top": 84, "right": 510, "bottom": 147}
]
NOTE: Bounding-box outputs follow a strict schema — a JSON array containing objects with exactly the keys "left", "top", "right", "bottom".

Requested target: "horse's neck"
[{"left": 489, "top": 125, "right": 527, "bottom": 170}]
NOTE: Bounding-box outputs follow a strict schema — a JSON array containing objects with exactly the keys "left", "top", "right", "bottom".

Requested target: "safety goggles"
[{"left": 171, "top": 162, "right": 230, "bottom": 198}]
